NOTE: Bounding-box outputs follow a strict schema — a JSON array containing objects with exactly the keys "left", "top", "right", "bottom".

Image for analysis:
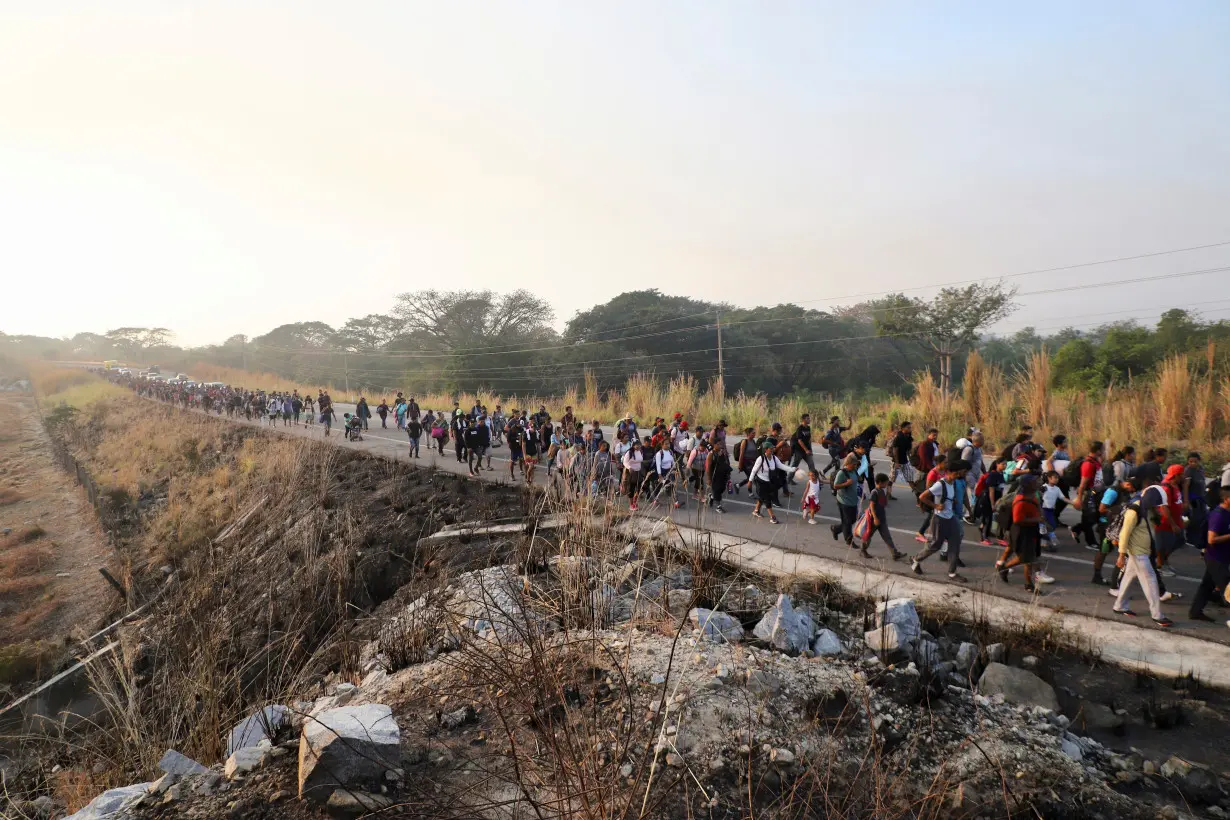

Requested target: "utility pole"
[
  {"left": 241, "top": 336, "right": 247, "bottom": 371},
  {"left": 343, "top": 353, "right": 350, "bottom": 397},
  {"left": 715, "top": 311, "right": 724, "bottom": 386}
]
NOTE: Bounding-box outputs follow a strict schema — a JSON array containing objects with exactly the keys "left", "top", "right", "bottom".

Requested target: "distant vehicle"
[
  {"left": 138, "top": 370, "right": 149, "bottom": 377},
  {"left": 148, "top": 365, "right": 161, "bottom": 375},
  {"left": 176, "top": 373, "right": 191, "bottom": 381},
  {"left": 202, "top": 382, "right": 226, "bottom": 388},
  {"left": 103, "top": 360, "right": 120, "bottom": 370}
]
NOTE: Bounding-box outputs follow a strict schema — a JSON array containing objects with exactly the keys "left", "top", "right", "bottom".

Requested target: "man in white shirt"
[{"left": 912, "top": 459, "right": 970, "bottom": 582}]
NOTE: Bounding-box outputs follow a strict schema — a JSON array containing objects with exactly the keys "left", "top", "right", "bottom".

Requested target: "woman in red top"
[{"left": 998, "top": 474, "right": 1043, "bottom": 592}]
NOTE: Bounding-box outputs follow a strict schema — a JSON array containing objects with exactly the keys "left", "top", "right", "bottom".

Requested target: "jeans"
[
  {"left": 1190, "top": 556, "right": 1230, "bottom": 617},
  {"left": 862, "top": 519, "right": 897, "bottom": 553},
  {"left": 914, "top": 516, "right": 962, "bottom": 574},
  {"left": 408, "top": 436, "right": 420, "bottom": 457},
  {"left": 831, "top": 502, "right": 858, "bottom": 544},
  {"left": 1115, "top": 554, "right": 1163, "bottom": 619},
  {"left": 789, "top": 450, "right": 816, "bottom": 474}
]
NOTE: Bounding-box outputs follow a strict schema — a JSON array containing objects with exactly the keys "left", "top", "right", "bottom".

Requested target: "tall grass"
[{"left": 1155, "top": 354, "right": 1192, "bottom": 440}]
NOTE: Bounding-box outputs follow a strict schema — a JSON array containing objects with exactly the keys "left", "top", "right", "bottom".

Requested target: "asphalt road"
[{"left": 172, "top": 398, "right": 1224, "bottom": 644}]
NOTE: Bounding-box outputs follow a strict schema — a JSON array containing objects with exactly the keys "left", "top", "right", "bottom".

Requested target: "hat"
[
  {"left": 624, "top": 412, "right": 633, "bottom": 420},
  {"left": 680, "top": 420, "right": 689, "bottom": 430},
  {"left": 673, "top": 412, "right": 683, "bottom": 419},
  {"left": 1165, "top": 464, "right": 1184, "bottom": 481}
]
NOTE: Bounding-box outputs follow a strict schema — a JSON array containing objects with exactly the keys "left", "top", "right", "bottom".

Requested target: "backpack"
[
  {"left": 909, "top": 444, "right": 923, "bottom": 470},
  {"left": 1104, "top": 502, "right": 1142, "bottom": 546},
  {"left": 994, "top": 491, "right": 1016, "bottom": 533},
  {"left": 1062, "top": 457, "right": 1084, "bottom": 488},
  {"left": 1101, "top": 461, "right": 1116, "bottom": 487},
  {"left": 974, "top": 473, "right": 988, "bottom": 497}
]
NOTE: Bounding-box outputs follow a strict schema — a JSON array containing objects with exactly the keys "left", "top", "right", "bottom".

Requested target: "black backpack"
[{"left": 1062, "top": 457, "right": 1084, "bottom": 488}]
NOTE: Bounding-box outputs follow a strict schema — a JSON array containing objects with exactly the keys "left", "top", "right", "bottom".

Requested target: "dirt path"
[{"left": 0, "top": 394, "right": 113, "bottom": 675}]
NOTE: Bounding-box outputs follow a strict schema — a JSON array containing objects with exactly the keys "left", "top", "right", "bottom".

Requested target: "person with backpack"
[
  {"left": 1069, "top": 441, "right": 1106, "bottom": 548},
  {"left": 830, "top": 455, "right": 860, "bottom": 545},
  {"left": 706, "top": 444, "right": 732, "bottom": 513},
  {"left": 1184, "top": 452, "right": 1209, "bottom": 551},
  {"left": 911, "top": 458, "right": 969, "bottom": 582},
  {"left": 995, "top": 473, "right": 1043, "bottom": 591},
  {"left": 1092, "top": 476, "right": 1134, "bottom": 585},
  {"left": 687, "top": 439, "right": 709, "bottom": 500},
  {"left": 960, "top": 431, "right": 985, "bottom": 522},
  {"left": 859, "top": 473, "right": 905, "bottom": 561},
  {"left": 1134, "top": 448, "right": 1167, "bottom": 490},
  {"left": 976, "top": 458, "right": 1007, "bottom": 546},
  {"left": 789, "top": 413, "right": 816, "bottom": 475},
  {"left": 1144, "top": 464, "right": 1188, "bottom": 578},
  {"left": 889, "top": 421, "right": 915, "bottom": 499},
  {"left": 821, "top": 416, "right": 850, "bottom": 479},
  {"left": 750, "top": 442, "right": 786, "bottom": 525},
  {"left": 913, "top": 460, "right": 945, "bottom": 544},
  {"left": 406, "top": 415, "right": 422, "bottom": 459},
  {"left": 1107, "top": 446, "right": 1136, "bottom": 487},
  {"left": 734, "top": 427, "right": 758, "bottom": 494},
  {"left": 376, "top": 399, "right": 389, "bottom": 428},
  {"left": 916, "top": 428, "right": 940, "bottom": 478},
  {"left": 1112, "top": 490, "right": 1174, "bottom": 627},
  {"left": 1190, "top": 492, "right": 1230, "bottom": 624}
]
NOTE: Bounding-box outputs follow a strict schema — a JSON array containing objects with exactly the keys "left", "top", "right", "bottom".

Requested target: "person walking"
[
  {"left": 406, "top": 415, "right": 422, "bottom": 459},
  {"left": 1113, "top": 492, "right": 1174, "bottom": 627},
  {"left": 734, "top": 427, "right": 758, "bottom": 494},
  {"left": 452, "top": 411, "right": 468, "bottom": 464},
  {"left": 1184, "top": 452, "right": 1209, "bottom": 550},
  {"left": 960, "top": 432, "right": 985, "bottom": 522},
  {"left": 821, "top": 415, "right": 850, "bottom": 479},
  {"left": 1189, "top": 492, "right": 1230, "bottom": 623},
  {"left": 707, "top": 444, "right": 732, "bottom": 513},
  {"left": 376, "top": 399, "right": 389, "bottom": 428},
  {"left": 356, "top": 396, "right": 371, "bottom": 431},
  {"left": 889, "top": 421, "right": 914, "bottom": 500},
  {"left": 622, "top": 439, "right": 645, "bottom": 511},
  {"left": 830, "top": 455, "right": 860, "bottom": 545},
  {"left": 749, "top": 443, "right": 786, "bottom": 524},
  {"left": 789, "top": 413, "right": 816, "bottom": 476},
  {"left": 860, "top": 473, "right": 905, "bottom": 560},
  {"left": 1147, "top": 464, "right": 1189, "bottom": 577},
  {"left": 997, "top": 474, "right": 1043, "bottom": 592},
  {"left": 911, "top": 459, "right": 969, "bottom": 582}
]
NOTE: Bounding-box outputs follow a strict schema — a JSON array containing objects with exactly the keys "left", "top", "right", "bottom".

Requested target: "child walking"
[
  {"left": 860, "top": 473, "right": 905, "bottom": 560},
  {"left": 802, "top": 470, "right": 822, "bottom": 524},
  {"left": 1041, "top": 471, "right": 1064, "bottom": 551}
]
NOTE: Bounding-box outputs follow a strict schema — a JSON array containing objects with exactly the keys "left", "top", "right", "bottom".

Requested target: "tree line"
[{"left": 4, "top": 288, "right": 1228, "bottom": 398}]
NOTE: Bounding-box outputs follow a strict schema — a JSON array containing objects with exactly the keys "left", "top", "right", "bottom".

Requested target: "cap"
[
  {"left": 673, "top": 412, "right": 683, "bottom": 419},
  {"left": 1165, "top": 464, "right": 1184, "bottom": 481}
]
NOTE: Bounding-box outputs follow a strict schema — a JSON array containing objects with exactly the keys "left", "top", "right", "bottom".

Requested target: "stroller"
[{"left": 343, "top": 413, "right": 364, "bottom": 442}]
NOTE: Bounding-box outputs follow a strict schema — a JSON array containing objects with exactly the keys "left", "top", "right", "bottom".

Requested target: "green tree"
[{"left": 1051, "top": 338, "right": 1102, "bottom": 390}]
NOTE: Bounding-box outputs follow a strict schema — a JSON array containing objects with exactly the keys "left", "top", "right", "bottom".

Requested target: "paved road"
[{"left": 180, "top": 400, "right": 1225, "bottom": 642}]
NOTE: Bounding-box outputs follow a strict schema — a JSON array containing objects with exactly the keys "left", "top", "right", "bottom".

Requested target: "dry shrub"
[
  {"left": 1017, "top": 350, "right": 1051, "bottom": 434},
  {"left": 1192, "top": 377, "right": 1215, "bottom": 442},
  {"left": 962, "top": 350, "right": 990, "bottom": 424},
  {"left": 1154, "top": 354, "right": 1192, "bottom": 440},
  {"left": 625, "top": 373, "right": 659, "bottom": 421},
  {"left": 910, "top": 371, "right": 946, "bottom": 432},
  {"left": 665, "top": 374, "right": 699, "bottom": 421},
  {"left": 0, "top": 544, "right": 55, "bottom": 578},
  {"left": 0, "top": 488, "right": 23, "bottom": 506}
]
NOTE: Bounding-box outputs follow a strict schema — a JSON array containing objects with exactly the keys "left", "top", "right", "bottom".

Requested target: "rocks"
[
  {"left": 976, "top": 663, "right": 1059, "bottom": 712},
  {"left": 1074, "top": 701, "right": 1124, "bottom": 732},
  {"left": 440, "top": 705, "right": 476, "bottom": 730},
  {"left": 954, "top": 642, "right": 978, "bottom": 674},
  {"left": 62, "top": 782, "right": 152, "bottom": 820},
  {"left": 224, "top": 746, "right": 269, "bottom": 779},
  {"left": 874, "top": 599, "right": 921, "bottom": 641},
  {"left": 744, "top": 670, "right": 784, "bottom": 696},
  {"left": 326, "top": 790, "right": 396, "bottom": 814},
  {"left": 770, "top": 748, "right": 796, "bottom": 766},
  {"left": 1161, "top": 756, "right": 1225, "bottom": 804},
  {"left": 299, "top": 704, "right": 401, "bottom": 801},
  {"left": 226, "top": 704, "right": 291, "bottom": 756},
  {"left": 752, "top": 594, "right": 816, "bottom": 655},
  {"left": 812, "top": 629, "right": 843, "bottom": 657},
  {"left": 864, "top": 623, "right": 910, "bottom": 655},
  {"left": 913, "top": 639, "right": 941, "bottom": 670},
  {"left": 690, "top": 608, "right": 744, "bottom": 643},
  {"left": 1060, "top": 737, "right": 1083, "bottom": 762},
  {"left": 157, "top": 748, "right": 209, "bottom": 776},
  {"left": 986, "top": 643, "right": 1006, "bottom": 663},
  {"left": 666, "top": 588, "right": 694, "bottom": 619}
]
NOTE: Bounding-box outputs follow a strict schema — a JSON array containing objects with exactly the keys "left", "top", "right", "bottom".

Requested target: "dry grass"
[
  {"left": 1155, "top": 354, "right": 1192, "bottom": 440},
  {"left": 0, "top": 488, "right": 23, "bottom": 506}
]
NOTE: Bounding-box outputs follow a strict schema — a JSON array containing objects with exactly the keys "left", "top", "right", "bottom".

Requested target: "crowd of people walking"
[{"left": 104, "top": 370, "right": 1230, "bottom": 630}]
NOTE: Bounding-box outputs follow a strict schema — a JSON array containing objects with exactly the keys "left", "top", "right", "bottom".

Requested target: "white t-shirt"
[
  {"left": 929, "top": 480, "right": 955, "bottom": 519},
  {"left": 804, "top": 479, "right": 822, "bottom": 504},
  {"left": 1042, "top": 485, "right": 1064, "bottom": 510}
]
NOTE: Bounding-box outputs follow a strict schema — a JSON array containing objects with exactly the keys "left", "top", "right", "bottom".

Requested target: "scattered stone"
[
  {"left": 62, "top": 782, "right": 152, "bottom": 820},
  {"left": 157, "top": 748, "right": 208, "bottom": 776},
  {"left": 976, "top": 663, "right": 1059, "bottom": 712},
  {"left": 1075, "top": 701, "right": 1124, "bottom": 732},
  {"left": 1142, "top": 760, "right": 1157, "bottom": 775},
  {"left": 621, "top": 763, "right": 634, "bottom": 777},
  {"left": 752, "top": 594, "right": 816, "bottom": 655},
  {"left": 439, "top": 705, "right": 476, "bottom": 730},
  {"left": 665, "top": 753, "right": 685, "bottom": 768},
  {"left": 812, "top": 629, "right": 843, "bottom": 657},
  {"left": 875, "top": 598, "right": 921, "bottom": 640},
  {"left": 224, "top": 746, "right": 269, "bottom": 779},
  {"left": 195, "top": 773, "right": 222, "bottom": 796},
  {"left": 864, "top": 623, "right": 910, "bottom": 655},
  {"left": 954, "top": 642, "right": 978, "bottom": 673},
  {"left": 1060, "top": 737, "right": 1083, "bottom": 762},
  {"left": 770, "top": 748, "right": 796, "bottom": 766},
  {"left": 689, "top": 608, "right": 744, "bottom": 643},
  {"left": 666, "top": 588, "right": 693, "bottom": 619},
  {"left": 226, "top": 704, "right": 291, "bottom": 756},
  {"left": 147, "top": 773, "right": 181, "bottom": 795},
  {"left": 986, "top": 643, "right": 1007, "bottom": 663},
  {"left": 913, "top": 639, "right": 941, "bottom": 670},
  {"left": 650, "top": 673, "right": 666, "bottom": 685},
  {"left": 269, "top": 790, "right": 290, "bottom": 803},
  {"left": 326, "top": 789, "right": 396, "bottom": 814},
  {"left": 1021, "top": 655, "right": 1040, "bottom": 670},
  {"left": 299, "top": 704, "right": 401, "bottom": 801},
  {"left": 744, "top": 670, "right": 784, "bottom": 696}
]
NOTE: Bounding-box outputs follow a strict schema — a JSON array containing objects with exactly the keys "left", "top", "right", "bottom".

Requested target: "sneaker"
[
  {"left": 979, "top": 539, "right": 992, "bottom": 546},
  {"left": 1160, "top": 591, "right": 1182, "bottom": 602},
  {"left": 1090, "top": 574, "right": 1106, "bottom": 586},
  {"left": 629, "top": 503, "right": 638, "bottom": 512},
  {"left": 939, "top": 551, "right": 948, "bottom": 561},
  {"left": 996, "top": 539, "right": 1009, "bottom": 547},
  {"left": 769, "top": 517, "right": 780, "bottom": 525},
  {"left": 831, "top": 528, "right": 840, "bottom": 541},
  {"left": 806, "top": 518, "right": 817, "bottom": 525},
  {"left": 673, "top": 502, "right": 682, "bottom": 509},
  {"left": 1190, "top": 612, "right": 1215, "bottom": 622},
  {"left": 1158, "top": 566, "right": 1177, "bottom": 578},
  {"left": 914, "top": 534, "right": 928, "bottom": 544},
  {"left": 1114, "top": 608, "right": 1137, "bottom": 617},
  {"left": 998, "top": 567, "right": 1009, "bottom": 584},
  {"left": 1108, "top": 588, "right": 1120, "bottom": 596},
  {"left": 752, "top": 510, "right": 763, "bottom": 519},
  {"left": 859, "top": 548, "right": 871, "bottom": 559},
  {"left": 911, "top": 561, "right": 924, "bottom": 576},
  {"left": 1153, "top": 617, "right": 1174, "bottom": 628},
  {"left": 1085, "top": 543, "right": 1100, "bottom": 551},
  {"left": 715, "top": 506, "right": 725, "bottom": 514},
  {"left": 1034, "top": 571, "right": 1055, "bottom": 585},
  {"left": 948, "top": 573, "right": 968, "bottom": 582},
  {"left": 890, "top": 551, "right": 905, "bottom": 562}
]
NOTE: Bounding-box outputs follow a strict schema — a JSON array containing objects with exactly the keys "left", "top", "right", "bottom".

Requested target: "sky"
[{"left": 2, "top": 1, "right": 1230, "bottom": 347}]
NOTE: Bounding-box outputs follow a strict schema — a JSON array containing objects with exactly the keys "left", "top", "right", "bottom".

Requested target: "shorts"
[
  {"left": 509, "top": 447, "right": 523, "bottom": 463},
  {"left": 1010, "top": 523, "right": 1039, "bottom": 564}
]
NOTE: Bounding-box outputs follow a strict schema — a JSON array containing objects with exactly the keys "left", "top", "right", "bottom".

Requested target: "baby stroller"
[{"left": 343, "top": 413, "right": 364, "bottom": 441}]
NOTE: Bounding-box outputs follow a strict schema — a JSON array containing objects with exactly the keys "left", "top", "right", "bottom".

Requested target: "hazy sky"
[{"left": 3, "top": 1, "right": 1230, "bottom": 346}]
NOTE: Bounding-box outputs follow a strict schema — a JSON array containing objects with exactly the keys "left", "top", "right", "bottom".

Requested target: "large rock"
[
  {"left": 812, "top": 629, "right": 843, "bottom": 657},
  {"left": 752, "top": 595, "right": 816, "bottom": 655},
  {"left": 224, "top": 745, "right": 270, "bottom": 779},
  {"left": 954, "top": 642, "right": 979, "bottom": 674},
  {"left": 63, "top": 782, "right": 153, "bottom": 820},
  {"left": 226, "top": 704, "right": 291, "bottom": 756},
  {"left": 977, "top": 663, "right": 1059, "bottom": 712},
  {"left": 864, "top": 623, "right": 910, "bottom": 655},
  {"left": 299, "top": 704, "right": 401, "bottom": 801},
  {"left": 157, "top": 748, "right": 208, "bottom": 776},
  {"left": 690, "top": 608, "right": 744, "bottom": 643},
  {"left": 1075, "top": 701, "right": 1124, "bottom": 732},
  {"left": 875, "top": 599, "right": 921, "bottom": 641}
]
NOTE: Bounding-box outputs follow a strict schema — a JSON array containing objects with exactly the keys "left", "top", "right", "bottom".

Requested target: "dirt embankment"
[{"left": 0, "top": 391, "right": 111, "bottom": 691}]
